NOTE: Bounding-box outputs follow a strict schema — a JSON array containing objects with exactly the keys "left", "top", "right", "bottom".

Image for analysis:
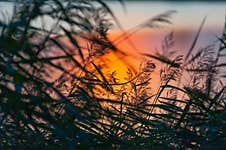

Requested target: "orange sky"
[{"left": 94, "top": 23, "right": 223, "bottom": 93}]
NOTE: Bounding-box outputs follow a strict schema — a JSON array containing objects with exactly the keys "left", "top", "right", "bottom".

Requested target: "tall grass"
[{"left": 0, "top": 0, "right": 225, "bottom": 149}]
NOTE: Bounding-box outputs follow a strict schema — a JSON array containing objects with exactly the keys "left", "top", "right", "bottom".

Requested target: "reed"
[{"left": 0, "top": 0, "right": 225, "bottom": 149}]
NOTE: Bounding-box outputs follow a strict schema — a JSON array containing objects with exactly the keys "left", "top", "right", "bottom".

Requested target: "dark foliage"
[{"left": 0, "top": 0, "right": 225, "bottom": 149}]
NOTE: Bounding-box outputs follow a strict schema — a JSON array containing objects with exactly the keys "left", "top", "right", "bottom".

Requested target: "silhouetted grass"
[{"left": 0, "top": 0, "right": 225, "bottom": 149}]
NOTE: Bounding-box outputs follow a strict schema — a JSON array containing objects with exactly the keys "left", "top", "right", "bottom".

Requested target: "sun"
[{"left": 96, "top": 51, "right": 135, "bottom": 82}]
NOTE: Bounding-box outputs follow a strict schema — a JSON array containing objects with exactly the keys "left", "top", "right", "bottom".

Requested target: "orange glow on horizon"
[
  {"left": 76, "top": 27, "right": 211, "bottom": 95},
  {"left": 88, "top": 31, "right": 162, "bottom": 94}
]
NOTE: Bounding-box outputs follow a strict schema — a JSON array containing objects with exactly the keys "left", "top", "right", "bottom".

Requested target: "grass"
[{"left": 0, "top": 0, "right": 225, "bottom": 149}]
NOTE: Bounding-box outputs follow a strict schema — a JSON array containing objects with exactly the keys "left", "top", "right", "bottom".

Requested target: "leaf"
[
  {"left": 214, "top": 63, "right": 226, "bottom": 68},
  {"left": 91, "top": 62, "right": 113, "bottom": 93},
  {"left": 185, "top": 17, "right": 206, "bottom": 61},
  {"left": 186, "top": 47, "right": 206, "bottom": 65},
  {"left": 209, "top": 86, "right": 225, "bottom": 110},
  {"left": 161, "top": 84, "right": 186, "bottom": 93},
  {"left": 60, "top": 26, "right": 84, "bottom": 62},
  {"left": 159, "top": 97, "right": 187, "bottom": 104},
  {"left": 143, "top": 10, "right": 177, "bottom": 28},
  {"left": 159, "top": 100, "right": 183, "bottom": 112},
  {"left": 96, "top": 0, "right": 122, "bottom": 29},
  {"left": 142, "top": 53, "right": 181, "bottom": 68},
  {"left": 50, "top": 38, "right": 88, "bottom": 73}
]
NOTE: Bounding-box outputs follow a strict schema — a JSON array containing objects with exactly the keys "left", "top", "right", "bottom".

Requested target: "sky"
[
  {"left": 106, "top": 1, "right": 226, "bottom": 64},
  {"left": 0, "top": 1, "right": 225, "bottom": 88},
  {"left": 100, "top": 1, "right": 226, "bottom": 89}
]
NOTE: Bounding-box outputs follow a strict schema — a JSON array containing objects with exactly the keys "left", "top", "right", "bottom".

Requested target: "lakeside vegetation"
[{"left": 0, "top": 0, "right": 225, "bottom": 149}]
